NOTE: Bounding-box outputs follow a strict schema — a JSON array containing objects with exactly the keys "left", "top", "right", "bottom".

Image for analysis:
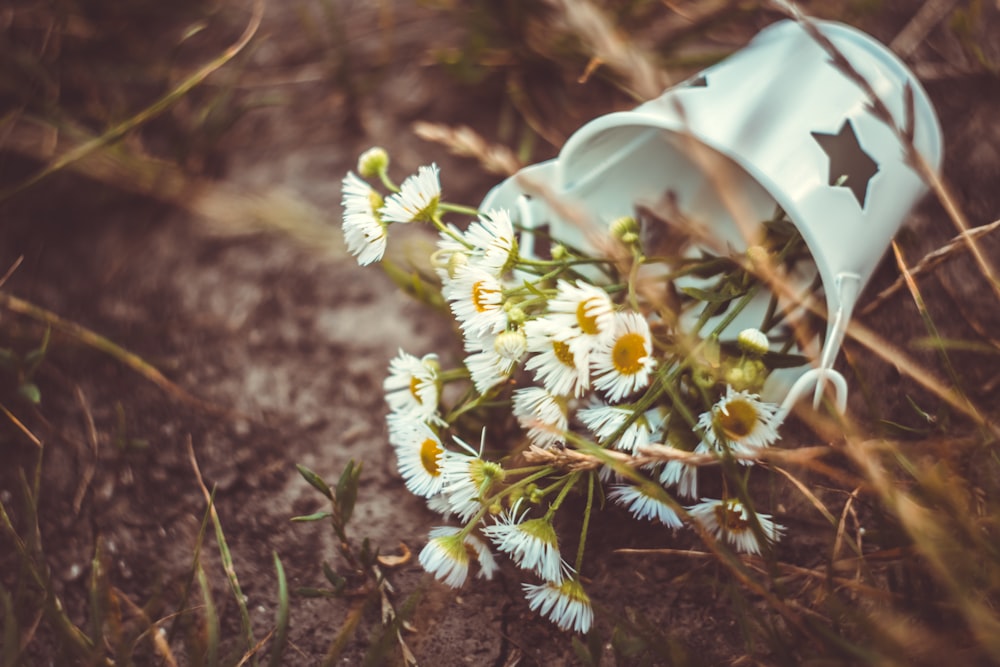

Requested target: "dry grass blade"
[
  {"left": 831, "top": 487, "right": 863, "bottom": 577},
  {"left": 774, "top": 1, "right": 1000, "bottom": 305},
  {"left": 848, "top": 316, "right": 994, "bottom": 432},
  {"left": 187, "top": 436, "right": 256, "bottom": 659},
  {"left": 3, "top": 119, "right": 340, "bottom": 258},
  {"left": 412, "top": 122, "right": 521, "bottom": 176},
  {"left": 0, "top": 291, "right": 229, "bottom": 416},
  {"left": 0, "top": 0, "right": 265, "bottom": 201},
  {"left": 890, "top": 240, "right": 973, "bottom": 419},
  {"left": 911, "top": 155, "right": 1000, "bottom": 304},
  {"left": 111, "top": 587, "right": 181, "bottom": 667},
  {"left": 845, "top": 435, "right": 1000, "bottom": 659},
  {"left": 544, "top": 0, "right": 670, "bottom": 100},
  {"left": 72, "top": 386, "right": 98, "bottom": 514},
  {"left": 772, "top": 466, "right": 837, "bottom": 525},
  {"left": 0, "top": 403, "right": 41, "bottom": 447},
  {"left": 0, "top": 257, "right": 23, "bottom": 289},
  {"left": 890, "top": 0, "right": 962, "bottom": 58},
  {"left": 862, "top": 218, "right": 1000, "bottom": 314}
]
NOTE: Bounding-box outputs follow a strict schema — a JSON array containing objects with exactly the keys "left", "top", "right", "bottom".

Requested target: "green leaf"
[
  {"left": 23, "top": 327, "right": 51, "bottom": 376},
  {"left": 297, "top": 464, "right": 333, "bottom": 500},
  {"left": 291, "top": 511, "right": 333, "bottom": 523},
  {"left": 0, "top": 348, "right": 18, "bottom": 370},
  {"left": 322, "top": 561, "right": 345, "bottom": 592},
  {"left": 612, "top": 624, "right": 648, "bottom": 658},
  {"left": 571, "top": 635, "right": 600, "bottom": 667},
  {"left": 679, "top": 286, "right": 737, "bottom": 303},
  {"left": 335, "top": 460, "right": 362, "bottom": 525},
  {"left": 17, "top": 383, "right": 40, "bottom": 405},
  {"left": 761, "top": 351, "right": 810, "bottom": 369}
]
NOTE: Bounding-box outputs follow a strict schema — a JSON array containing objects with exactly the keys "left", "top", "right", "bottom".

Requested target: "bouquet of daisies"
[{"left": 341, "top": 147, "right": 814, "bottom": 634}]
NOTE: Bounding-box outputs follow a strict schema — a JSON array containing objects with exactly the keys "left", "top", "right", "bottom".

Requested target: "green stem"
[
  {"left": 543, "top": 472, "right": 581, "bottom": 520},
  {"left": 377, "top": 169, "right": 398, "bottom": 193},
  {"left": 709, "top": 281, "right": 765, "bottom": 338},
  {"left": 458, "top": 467, "right": 556, "bottom": 537},
  {"left": 429, "top": 214, "right": 471, "bottom": 248},
  {"left": 437, "top": 368, "right": 471, "bottom": 383},
  {"left": 439, "top": 202, "right": 481, "bottom": 217},
  {"left": 574, "top": 472, "right": 596, "bottom": 574}
]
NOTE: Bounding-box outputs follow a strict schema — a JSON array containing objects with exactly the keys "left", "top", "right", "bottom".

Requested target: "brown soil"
[{"left": 2, "top": 1, "right": 1000, "bottom": 665}]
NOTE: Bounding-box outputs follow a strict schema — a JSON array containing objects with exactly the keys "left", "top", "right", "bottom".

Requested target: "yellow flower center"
[
  {"left": 611, "top": 333, "right": 647, "bottom": 375},
  {"left": 472, "top": 281, "right": 498, "bottom": 313},
  {"left": 420, "top": 438, "right": 443, "bottom": 476},
  {"left": 715, "top": 399, "right": 758, "bottom": 441},
  {"left": 576, "top": 299, "right": 601, "bottom": 335},
  {"left": 714, "top": 502, "right": 750, "bottom": 532},
  {"left": 409, "top": 376, "right": 423, "bottom": 403},
  {"left": 552, "top": 340, "right": 576, "bottom": 367}
]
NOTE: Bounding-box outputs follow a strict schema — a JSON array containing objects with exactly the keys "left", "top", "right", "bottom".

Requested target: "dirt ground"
[{"left": 2, "top": 1, "right": 1000, "bottom": 665}]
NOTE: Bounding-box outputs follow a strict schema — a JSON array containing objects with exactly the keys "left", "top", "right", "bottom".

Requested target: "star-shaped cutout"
[
  {"left": 811, "top": 119, "right": 879, "bottom": 208},
  {"left": 686, "top": 74, "right": 708, "bottom": 88}
]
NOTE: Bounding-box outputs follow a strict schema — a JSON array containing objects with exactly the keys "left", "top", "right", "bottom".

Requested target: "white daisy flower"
[
  {"left": 524, "top": 317, "right": 590, "bottom": 398},
  {"left": 426, "top": 493, "right": 453, "bottom": 518},
  {"left": 546, "top": 280, "right": 615, "bottom": 350},
  {"left": 590, "top": 311, "right": 656, "bottom": 403},
  {"left": 461, "top": 329, "right": 526, "bottom": 394},
  {"left": 469, "top": 531, "right": 499, "bottom": 581},
  {"left": 607, "top": 484, "right": 683, "bottom": 528},
  {"left": 380, "top": 163, "right": 441, "bottom": 223},
  {"left": 440, "top": 435, "right": 506, "bottom": 523},
  {"left": 523, "top": 576, "right": 593, "bottom": 634},
  {"left": 697, "top": 385, "right": 780, "bottom": 460},
  {"left": 577, "top": 403, "right": 665, "bottom": 453},
  {"left": 340, "top": 172, "right": 387, "bottom": 266},
  {"left": 392, "top": 421, "right": 445, "bottom": 498},
  {"left": 483, "top": 501, "right": 566, "bottom": 583},
  {"left": 386, "top": 410, "right": 428, "bottom": 448},
  {"left": 659, "top": 458, "right": 699, "bottom": 500},
  {"left": 512, "top": 387, "right": 568, "bottom": 449},
  {"left": 419, "top": 526, "right": 497, "bottom": 588},
  {"left": 444, "top": 265, "right": 508, "bottom": 337},
  {"left": 431, "top": 223, "right": 471, "bottom": 282},
  {"left": 463, "top": 208, "right": 518, "bottom": 276},
  {"left": 383, "top": 350, "right": 442, "bottom": 424},
  {"left": 688, "top": 498, "right": 785, "bottom": 555}
]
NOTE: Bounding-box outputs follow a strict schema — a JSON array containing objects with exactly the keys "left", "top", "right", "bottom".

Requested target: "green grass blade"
[
  {"left": 1, "top": 584, "right": 18, "bottom": 667},
  {"left": 206, "top": 493, "right": 255, "bottom": 661},
  {"left": 196, "top": 564, "right": 219, "bottom": 667},
  {"left": 188, "top": 440, "right": 255, "bottom": 661},
  {"left": 266, "top": 553, "right": 290, "bottom": 667}
]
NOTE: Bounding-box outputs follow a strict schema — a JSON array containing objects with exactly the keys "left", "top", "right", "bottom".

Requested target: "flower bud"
[
  {"left": 610, "top": 216, "right": 639, "bottom": 241},
  {"left": 737, "top": 328, "right": 769, "bottom": 357},
  {"left": 446, "top": 251, "right": 468, "bottom": 279},
  {"left": 357, "top": 147, "right": 389, "bottom": 178},
  {"left": 504, "top": 304, "right": 527, "bottom": 325},
  {"left": 494, "top": 329, "right": 527, "bottom": 362}
]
